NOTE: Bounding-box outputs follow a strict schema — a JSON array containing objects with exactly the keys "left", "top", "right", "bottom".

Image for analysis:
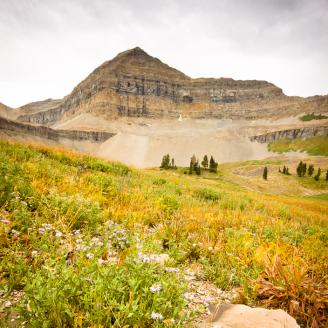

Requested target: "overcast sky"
[{"left": 0, "top": 0, "right": 327, "bottom": 107}]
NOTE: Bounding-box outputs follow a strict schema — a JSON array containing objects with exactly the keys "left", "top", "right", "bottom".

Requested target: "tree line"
[
  {"left": 263, "top": 161, "right": 328, "bottom": 181},
  {"left": 160, "top": 154, "right": 218, "bottom": 175}
]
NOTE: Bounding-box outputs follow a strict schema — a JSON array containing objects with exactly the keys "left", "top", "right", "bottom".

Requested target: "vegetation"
[
  {"left": 296, "top": 161, "right": 307, "bottom": 177},
  {"left": 262, "top": 166, "right": 268, "bottom": 180},
  {"left": 1, "top": 141, "right": 327, "bottom": 327},
  {"left": 160, "top": 154, "right": 177, "bottom": 170},
  {"left": 314, "top": 168, "right": 322, "bottom": 181},
  {"left": 268, "top": 136, "right": 328, "bottom": 156},
  {"left": 299, "top": 112, "right": 328, "bottom": 121},
  {"left": 308, "top": 164, "right": 314, "bottom": 176}
]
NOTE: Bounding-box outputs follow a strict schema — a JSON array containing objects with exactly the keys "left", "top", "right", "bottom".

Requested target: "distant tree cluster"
[
  {"left": 160, "top": 154, "right": 177, "bottom": 170},
  {"left": 278, "top": 161, "right": 328, "bottom": 182},
  {"left": 279, "top": 166, "right": 291, "bottom": 175},
  {"left": 188, "top": 154, "right": 218, "bottom": 175}
]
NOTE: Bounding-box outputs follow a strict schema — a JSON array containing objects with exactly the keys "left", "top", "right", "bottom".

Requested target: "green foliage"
[
  {"left": 201, "top": 155, "right": 208, "bottom": 169},
  {"left": 194, "top": 188, "right": 221, "bottom": 202},
  {"left": 308, "top": 164, "right": 314, "bottom": 176},
  {"left": 209, "top": 156, "right": 218, "bottom": 173},
  {"left": 160, "top": 154, "right": 177, "bottom": 170},
  {"left": 268, "top": 136, "right": 328, "bottom": 156},
  {"left": 314, "top": 168, "right": 321, "bottom": 181},
  {"left": 262, "top": 166, "right": 268, "bottom": 180},
  {"left": 299, "top": 112, "right": 328, "bottom": 121}
]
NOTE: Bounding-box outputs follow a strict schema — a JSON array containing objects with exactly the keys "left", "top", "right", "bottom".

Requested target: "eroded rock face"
[
  {"left": 199, "top": 304, "right": 300, "bottom": 328},
  {"left": 15, "top": 47, "right": 328, "bottom": 125},
  {"left": 250, "top": 125, "right": 328, "bottom": 143},
  {"left": 0, "top": 117, "right": 115, "bottom": 143}
]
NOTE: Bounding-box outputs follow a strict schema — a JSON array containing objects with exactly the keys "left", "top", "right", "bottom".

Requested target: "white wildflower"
[
  {"left": 184, "top": 292, "right": 195, "bottom": 302},
  {"left": 165, "top": 267, "right": 180, "bottom": 273},
  {"left": 150, "top": 311, "right": 163, "bottom": 320},
  {"left": 149, "top": 283, "right": 161, "bottom": 293},
  {"left": 55, "top": 230, "right": 62, "bottom": 238},
  {"left": 85, "top": 253, "right": 94, "bottom": 259},
  {"left": 0, "top": 219, "right": 10, "bottom": 224}
]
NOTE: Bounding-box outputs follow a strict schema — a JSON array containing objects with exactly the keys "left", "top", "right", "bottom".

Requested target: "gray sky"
[{"left": 1, "top": 0, "right": 327, "bottom": 108}]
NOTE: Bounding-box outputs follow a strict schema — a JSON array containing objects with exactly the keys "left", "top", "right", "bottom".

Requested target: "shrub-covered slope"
[{"left": 0, "top": 141, "right": 327, "bottom": 327}]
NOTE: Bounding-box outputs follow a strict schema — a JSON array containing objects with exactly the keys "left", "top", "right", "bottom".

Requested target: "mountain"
[{"left": 15, "top": 47, "right": 328, "bottom": 125}]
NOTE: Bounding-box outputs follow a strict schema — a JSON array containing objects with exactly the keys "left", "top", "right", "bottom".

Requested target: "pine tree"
[
  {"left": 201, "top": 155, "right": 208, "bottom": 169},
  {"left": 296, "top": 161, "right": 303, "bottom": 177},
  {"left": 308, "top": 164, "right": 314, "bottom": 176},
  {"left": 195, "top": 161, "right": 201, "bottom": 175},
  {"left": 209, "top": 156, "right": 218, "bottom": 173},
  {"left": 160, "top": 154, "right": 170, "bottom": 169},
  {"left": 263, "top": 166, "right": 268, "bottom": 180},
  {"left": 283, "top": 166, "right": 286, "bottom": 174},
  {"left": 314, "top": 168, "right": 321, "bottom": 181},
  {"left": 286, "top": 167, "right": 290, "bottom": 175},
  {"left": 302, "top": 162, "right": 307, "bottom": 177},
  {"left": 326, "top": 170, "right": 328, "bottom": 181}
]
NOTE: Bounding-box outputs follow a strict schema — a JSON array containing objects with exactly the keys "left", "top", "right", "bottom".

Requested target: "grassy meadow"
[
  {"left": 268, "top": 135, "right": 328, "bottom": 156},
  {"left": 0, "top": 141, "right": 327, "bottom": 327}
]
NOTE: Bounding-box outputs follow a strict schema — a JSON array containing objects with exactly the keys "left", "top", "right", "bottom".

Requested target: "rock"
[
  {"left": 0, "top": 116, "right": 115, "bottom": 143},
  {"left": 198, "top": 304, "right": 300, "bottom": 328},
  {"left": 250, "top": 125, "right": 328, "bottom": 143},
  {"left": 13, "top": 47, "right": 328, "bottom": 125}
]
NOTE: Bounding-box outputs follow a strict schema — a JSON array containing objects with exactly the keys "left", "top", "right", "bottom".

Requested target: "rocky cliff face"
[
  {"left": 250, "top": 125, "right": 328, "bottom": 143},
  {"left": 0, "top": 117, "right": 115, "bottom": 143},
  {"left": 12, "top": 47, "right": 328, "bottom": 125}
]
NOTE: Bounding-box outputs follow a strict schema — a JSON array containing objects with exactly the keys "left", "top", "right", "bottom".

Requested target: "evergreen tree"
[
  {"left": 263, "top": 166, "right": 268, "bottom": 180},
  {"left": 278, "top": 167, "right": 281, "bottom": 173},
  {"left": 314, "top": 168, "right": 321, "bottom": 181},
  {"left": 308, "top": 164, "right": 314, "bottom": 176},
  {"left": 283, "top": 166, "right": 286, "bottom": 174},
  {"left": 302, "top": 162, "right": 307, "bottom": 177},
  {"left": 171, "top": 158, "right": 176, "bottom": 169},
  {"left": 326, "top": 170, "right": 328, "bottom": 181},
  {"left": 160, "top": 154, "right": 170, "bottom": 169},
  {"left": 286, "top": 167, "right": 290, "bottom": 175},
  {"left": 195, "top": 161, "right": 201, "bottom": 175},
  {"left": 209, "top": 156, "right": 218, "bottom": 173},
  {"left": 296, "top": 161, "right": 303, "bottom": 177},
  {"left": 201, "top": 155, "right": 209, "bottom": 169}
]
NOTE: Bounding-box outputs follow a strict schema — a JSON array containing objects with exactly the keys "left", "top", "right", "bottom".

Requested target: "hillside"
[{"left": 0, "top": 141, "right": 327, "bottom": 327}]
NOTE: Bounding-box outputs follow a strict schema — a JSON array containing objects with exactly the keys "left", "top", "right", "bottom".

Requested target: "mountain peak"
[{"left": 93, "top": 47, "right": 190, "bottom": 81}]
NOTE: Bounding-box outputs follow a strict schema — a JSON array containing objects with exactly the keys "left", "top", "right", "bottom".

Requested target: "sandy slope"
[{"left": 52, "top": 113, "right": 328, "bottom": 167}]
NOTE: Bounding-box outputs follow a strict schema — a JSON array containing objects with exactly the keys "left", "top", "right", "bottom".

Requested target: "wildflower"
[
  {"left": 0, "top": 219, "right": 10, "bottom": 224},
  {"left": 150, "top": 283, "right": 161, "bottom": 293},
  {"left": 38, "top": 228, "right": 46, "bottom": 235},
  {"left": 85, "top": 253, "right": 94, "bottom": 259},
  {"left": 208, "top": 246, "right": 213, "bottom": 251},
  {"left": 184, "top": 292, "right": 195, "bottom": 302},
  {"left": 31, "top": 250, "right": 38, "bottom": 257},
  {"left": 201, "top": 296, "right": 212, "bottom": 304},
  {"left": 11, "top": 229, "right": 20, "bottom": 237},
  {"left": 165, "top": 267, "right": 180, "bottom": 273},
  {"left": 151, "top": 311, "right": 163, "bottom": 321},
  {"left": 185, "top": 269, "right": 195, "bottom": 276},
  {"left": 84, "top": 277, "right": 93, "bottom": 283},
  {"left": 73, "top": 229, "right": 80, "bottom": 235},
  {"left": 55, "top": 230, "right": 62, "bottom": 238}
]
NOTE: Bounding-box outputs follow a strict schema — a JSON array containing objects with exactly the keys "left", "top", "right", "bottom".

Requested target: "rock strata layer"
[
  {"left": 14, "top": 47, "right": 328, "bottom": 125},
  {"left": 0, "top": 117, "right": 115, "bottom": 143},
  {"left": 250, "top": 125, "right": 328, "bottom": 143}
]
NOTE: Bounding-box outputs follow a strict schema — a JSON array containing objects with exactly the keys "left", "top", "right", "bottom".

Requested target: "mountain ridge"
[{"left": 1, "top": 47, "right": 326, "bottom": 125}]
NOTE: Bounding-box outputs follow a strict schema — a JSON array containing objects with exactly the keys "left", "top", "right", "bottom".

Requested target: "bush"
[{"left": 195, "top": 188, "right": 221, "bottom": 202}]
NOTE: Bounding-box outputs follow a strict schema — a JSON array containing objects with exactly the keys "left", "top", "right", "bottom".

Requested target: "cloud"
[{"left": 0, "top": 0, "right": 327, "bottom": 107}]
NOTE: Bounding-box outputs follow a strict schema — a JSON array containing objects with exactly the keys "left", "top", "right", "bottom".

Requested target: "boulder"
[{"left": 198, "top": 304, "right": 300, "bottom": 328}]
